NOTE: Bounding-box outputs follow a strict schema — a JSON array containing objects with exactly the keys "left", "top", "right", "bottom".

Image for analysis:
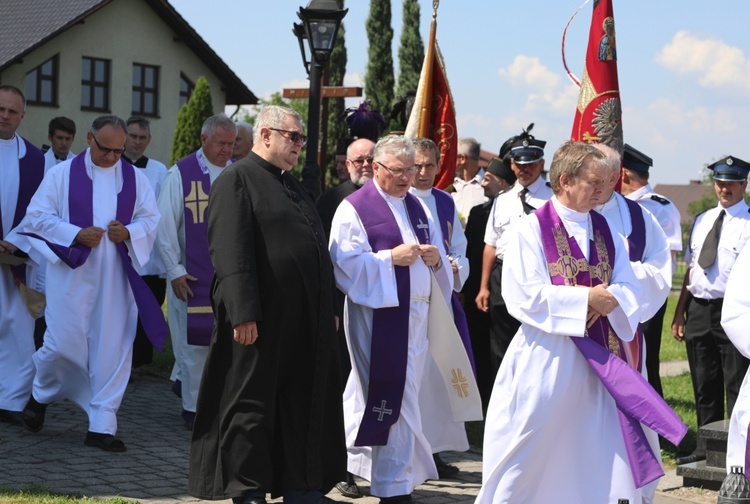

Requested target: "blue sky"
[{"left": 172, "top": 1, "right": 750, "bottom": 186}]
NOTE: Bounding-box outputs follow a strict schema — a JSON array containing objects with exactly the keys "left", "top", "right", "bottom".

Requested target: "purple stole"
[
  {"left": 22, "top": 152, "right": 168, "bottom": 351},
  {"left": 0, "top": 137, "right": 44, "bottom": 284},
  {"left": 346, "top": 181, "right": 431, "bottom": 447},
  {"left": 431, "top": 187, "right": 476, "bottom": 375},
  {"left": 177, "top": 152, "right": 220, "bottom": 346},
  {"left": 536, "top": 201, "right": 687, "bottom": 488}
]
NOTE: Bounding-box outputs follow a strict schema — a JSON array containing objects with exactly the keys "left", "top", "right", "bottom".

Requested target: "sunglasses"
[{"left": 269, "top": 128, "right": 308, "bottom": 146}]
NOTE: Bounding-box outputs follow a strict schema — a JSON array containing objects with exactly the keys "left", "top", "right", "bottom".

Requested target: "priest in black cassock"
[{"left": 188, "top": 105, "right": 346, "bottom": 504}]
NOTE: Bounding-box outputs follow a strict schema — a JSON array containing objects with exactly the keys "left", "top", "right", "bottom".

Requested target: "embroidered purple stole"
[
  {"left": 0, "top": 138, "right": 44, "bottom": 284},
  {"left": 177, "top": 152, "right": 217, "bottom": 346},
  {"left": 536, "top": 201, "right": 687, "bottom": 488},
  {"left": 621, "top": 196, "right": 647, "bottom": 372},
  {"left": 22, "top": 152, "right": 168, "bottom": 351},
  {"left": 431, "top": 187, "right": 476, "bottom": 375},
  {"left": 346, "top": 181, "right": 431, "bottom": 446}
]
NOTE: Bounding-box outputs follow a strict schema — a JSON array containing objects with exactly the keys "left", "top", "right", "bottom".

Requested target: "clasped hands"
[
  {"left": 586, "top": 283, "right": 619, "bottom": 328},
  {"left": 75, "top": 220, "right": 130, "bottom": 247},
  {"left": 391, "top": 243, "right": 441, "bottom": 268}
]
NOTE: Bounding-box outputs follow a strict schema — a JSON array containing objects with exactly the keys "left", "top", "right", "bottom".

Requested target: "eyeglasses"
[
  {"left": 376, "top": 161, "right": 417, "bottom": 177},
  {"left": 348, "top": 156, "right": 374, "bottom": 167},
  {"left": 90, "top": 133, "right": 125, "bottom": 155},
  {"left": 269, "top": 128, "right": 308, "bottom": 146}
]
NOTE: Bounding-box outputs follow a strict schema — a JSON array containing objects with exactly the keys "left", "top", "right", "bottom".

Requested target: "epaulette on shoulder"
[{"left": 650, "top": 195, "right": 670, "bottom": 205}]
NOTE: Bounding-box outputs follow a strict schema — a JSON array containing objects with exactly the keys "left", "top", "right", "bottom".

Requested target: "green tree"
[
  {"left": 170, "top": 76, "right": 213, "bottom": 165},
  {"left": 237, "top": 92, "right": 309, "bottom": 179},
  {"left": 325, "top": 1, "right": 349, "bottom": 187},
  {"left": 396, "top": 0, "right": 424, "bottom": 98},
  {"left": 364, "top": 0, "right": 395, "bottom": 123}
]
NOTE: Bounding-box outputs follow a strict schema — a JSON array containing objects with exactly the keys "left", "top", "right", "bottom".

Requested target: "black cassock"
[{"left": 189, "top": 151, "right": 346, "bottom": 500}]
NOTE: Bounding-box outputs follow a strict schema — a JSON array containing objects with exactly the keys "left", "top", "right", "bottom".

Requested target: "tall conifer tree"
[
  {"left": 364, "top": 0, "right": 395, "bottom": 122},
  {"left": 170, "top": 76, "right": 213, "bottom": 165},
  {"left": 397, "top": 0, "right": 424, "bottom": 98}
]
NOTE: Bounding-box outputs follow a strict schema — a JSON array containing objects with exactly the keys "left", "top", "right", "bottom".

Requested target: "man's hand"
[
  {"left": 171, "top": 274, "right": 198, "bottom": 302},
  {"left": 0, "top": 239, "right": 18, "bottom": 254},
  {"left": 234, "top": 321, "right": 258, "bottom": 345},
  {"left": 588, "top": 284, "right": 618, "bottom": 318},
  {"left": 671, "top": 313, "right": 686, "bottom": 342},
  {"left": 476, "top": 287, "right": 490, "bottom": 313},
  {"left": 107, "top": 220, "right": 130, "bottom": 244},
  {"left": 391, "top": 243, "right": 422, "bottom": 267},
  {"left": 75, "top": 226, "right": 106, "bottom": 247},
  {"left": 418, "top": 244, "right": 441, "bottom": 268}
]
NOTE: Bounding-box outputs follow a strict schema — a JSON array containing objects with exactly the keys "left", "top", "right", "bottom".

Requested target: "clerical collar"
[
  {"left": 0, "top": 134, "right": 25, "bottom": 159},
  {"left": 246, "top": 150, "right": 285, "bottom": 179},
  {"left": 595, "top": 191, "right": 618, "bottom": 212},
  {"left": 122, "top": 153, "right": 149, "bottom": 168},
  {"left": 373, "top": 178, "right": 407, "bottom": 202}
]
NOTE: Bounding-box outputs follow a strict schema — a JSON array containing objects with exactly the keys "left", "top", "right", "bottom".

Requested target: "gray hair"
[
  {"left": 458, "top": 137, "right": 481, "bottom": 161},
  {"left": 201, "top": 113, "right": 236, "bottom": 137},
  {"left": 235, "top": 121, "right": 254, "bottom": 136},
  {"left": 91, "top": 115, "right": 127, "bottom": 135},
  {"left": 549, "top": 141, "right": 608, "bottom": 194},
  {"left": 253, "top": 105, "right": 302, "bottom": 145},
  {"left": 593, "top": 143, "right": 621, "bottom": 175},
  {"left": 373, "top": 135, "right": 415, "bottom": 164},
  {"left": 413, "top": 137, "right": 440, "bottom": 165}
]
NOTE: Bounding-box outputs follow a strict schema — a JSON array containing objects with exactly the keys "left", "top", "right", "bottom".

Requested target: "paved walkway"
[{"left": 0, "top": 370, "right": 704, "bottom": 503}]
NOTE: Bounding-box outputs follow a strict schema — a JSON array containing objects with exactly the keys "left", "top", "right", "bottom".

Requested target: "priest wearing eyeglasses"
[
  {"left": 21, "top": 114, "right": 162, "bottom": 452},
  {"left": 189, "top": 105, "right": 346, "bottom": 504},
  {"left": 329, "top": 135, "right": 461, "bottom": 504},
  {"left": 155, "top": 114, "right": 236, "bottom": 430}
]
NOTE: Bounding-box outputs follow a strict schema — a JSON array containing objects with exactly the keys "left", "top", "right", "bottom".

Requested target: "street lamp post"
[{"left": 294, "top": 0, "right": 347, "bottom": 193}]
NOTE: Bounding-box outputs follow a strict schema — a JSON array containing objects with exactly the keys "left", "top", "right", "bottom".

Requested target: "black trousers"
[
  {"left": 641, "top": 300, "right": 668, "bottom": 397},
  {"left": 684, "top": 297, "right": 749, "bottom": 428},
  {"left": 488, "top": 261, "right": 521, "bottom": 381},
  {"left": 463, "top": 292, "right": 493, "bottom": 412},
  {"left": 132, "top": 275, "right": 167, "bottom": 368}
]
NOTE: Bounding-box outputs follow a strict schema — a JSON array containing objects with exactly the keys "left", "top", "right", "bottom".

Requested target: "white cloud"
[
  {"left": 655, "top": 32, "right": 750, "bottom": 93},
  {"left": 498, "top": 55, "right": 561, "bottom": 91}
]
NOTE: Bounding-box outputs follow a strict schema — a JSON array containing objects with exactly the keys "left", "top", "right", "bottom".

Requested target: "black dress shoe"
[
  {"left": 171, "top": 379, "right": 182, "bottom": 398},
  {"left": 84, "top": 431, "right": 127, "bottom": 452},
  {"left": 433, "top": 453, "right": 459, "bottom": 479},
  {"left": 22, "top": 395, "right": 48, "bottom": 433},
  {"left": 0, "top": 408, "right": 23, "bottom": 426},
  {"left": 379, "top": 495, "right": 413, "bottom": 504},
  {"left": 677, "top": 452, "right": 706, "bottom": 465},
  {"left": 335, "top": 481, "right": 361, "bottom": 498}
]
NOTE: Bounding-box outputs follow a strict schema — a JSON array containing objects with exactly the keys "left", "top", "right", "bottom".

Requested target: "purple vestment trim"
[
  {"left": 22, "top": 152, "right": 168, "bottom": 351},
  {"left": 1, "top": 137, "right": 44, "bottom": 284},
  {"left": 346, "top": 181, "right": 430, "bottom": 447},
  {"left": 177, "top": 152, "right": 216, "bottom": 346},
  {"left": 536, "top": 201, "right": 687, "bottom": 488},
  {"left": 431, "top": 187, "right": 476, "bottom": 375}
]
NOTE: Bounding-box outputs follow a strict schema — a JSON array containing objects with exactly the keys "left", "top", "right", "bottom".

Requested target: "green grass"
[{"left": 0, "top": 486, "right": 136, "bottom": 503}]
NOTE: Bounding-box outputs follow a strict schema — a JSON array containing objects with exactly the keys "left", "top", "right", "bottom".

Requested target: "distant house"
[
  {"left": 653, "top": 181, "right": 713, "bottom": 225},
  {"left": 0, "top": 0, "right": 257, "bottom": 165}
]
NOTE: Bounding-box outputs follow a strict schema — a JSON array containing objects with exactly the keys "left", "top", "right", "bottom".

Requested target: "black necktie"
[
  {"left": 520, "top": 187, "right": 536, "bottom": 215},
  {"left": 697, "top": 209, "right": 726, "bottom": 269}
]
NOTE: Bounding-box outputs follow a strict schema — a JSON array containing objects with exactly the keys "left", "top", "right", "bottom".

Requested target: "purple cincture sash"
[
  {"left": 432, "top": 188, "right": 476, "bottom": 375},
  {"left": 536, "top": 201, "right": 687, "bottom": 488},
  {"left": 1, "top": 137, "right": 44, "bottom": 284},
  {"left": 22, "top": 152, "right": 168, "bottom": 351},
  {"left": 177, "top": 152, "right": 217, "bottom": 346},
  {"left": 347, "top": 181, "right": 431, "bottom": 447}
]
